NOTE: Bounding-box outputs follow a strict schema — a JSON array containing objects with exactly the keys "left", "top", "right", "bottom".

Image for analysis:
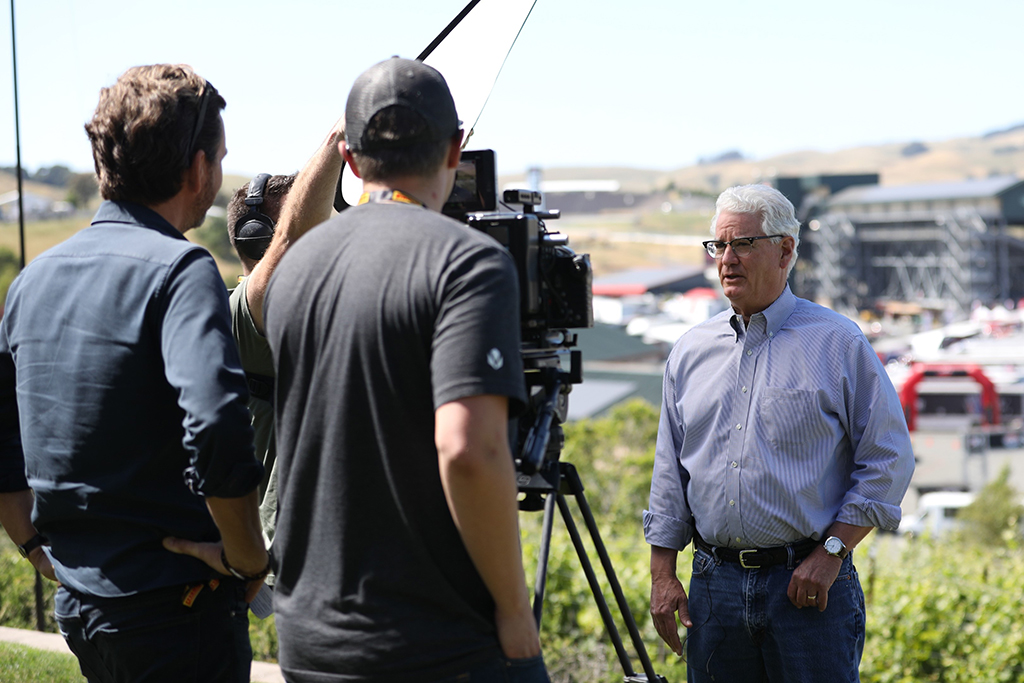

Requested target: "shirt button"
[
  {"left": 742, "top": 386, "right": 748, "bottom": 393},
  {"left": 746, "top": 350, "right": 752, "bottom": 356},
  {"left": 731, "top": 461, "right": 738, "bottom": 468},
  {"left": 736, "top": 424, "right": 742, "bottom": 429},
  {"left": 768, "top": 331, "right": 774, "bottom": 338},
  {"left": 729, "top": 499, "right": 735, "bottom": 506},
  {"left": 736, "top": 537, "right": 742, "bottom": 544}
]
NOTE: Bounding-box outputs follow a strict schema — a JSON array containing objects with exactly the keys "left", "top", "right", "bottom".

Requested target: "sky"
[{"left": 0, "top": 0, "right": 1022, "bottom": 179}]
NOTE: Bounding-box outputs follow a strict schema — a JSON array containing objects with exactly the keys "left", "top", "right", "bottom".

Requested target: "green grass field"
[{"left": 0, "top": 642, "right": 84, "bottom": 683}]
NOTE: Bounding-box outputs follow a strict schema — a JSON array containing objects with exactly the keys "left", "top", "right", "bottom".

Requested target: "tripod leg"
[
  {"left": 532, "top": 491, "right": 557, "bottom": 627},
  {"left": 555, "top": 493, "right": 637, "bottom": 678},
  {"left": 562, "top": 467, "right": 664, "bottom": 683}
]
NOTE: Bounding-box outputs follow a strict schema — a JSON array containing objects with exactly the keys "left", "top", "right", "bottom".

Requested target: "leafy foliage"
[
  {"left": 0, "top": 532, "right": 279, "bottom": 662},
  {"left": 861, "top": 537, "right": 1024, "bottom": 682},
  {"left": 65, "top": 174, "right": 98, "bottom": 209},
  {"left": 521, "top": 400, "right": 690, "bottom": 680},
  {"left": 955, "top": 465, "right": 1024, "bottom": 547},
  {"left": 4, "top": 399, "right": 1024, "bottom": 680},
  {"left": 0, "top": 247, "right": 20, "bottom": 310},
  {"left": 248, "top": 612, "right": 278, "bottom": 663},
  {"left": 189, "top": 215, "right": 237, "bottom": 264},
  {"left": 0, "top": 535, "right": 56, "bottom": 632}
]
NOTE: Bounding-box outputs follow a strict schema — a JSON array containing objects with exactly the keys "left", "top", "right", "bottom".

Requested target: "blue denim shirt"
[{"left": 0, "top": 201, "right": 262, "bottom": 597}]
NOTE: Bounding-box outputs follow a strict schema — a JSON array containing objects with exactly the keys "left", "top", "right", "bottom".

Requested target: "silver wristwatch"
[{"left": 823, "top": 536, "right": 849, "bottom": 559}]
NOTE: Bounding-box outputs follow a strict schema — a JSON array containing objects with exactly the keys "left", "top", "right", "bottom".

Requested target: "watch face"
[{"left": 824, "top": 537, "right": 844, "bottom": 555}]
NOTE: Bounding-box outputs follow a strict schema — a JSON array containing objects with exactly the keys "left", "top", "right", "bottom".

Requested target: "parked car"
[{"left": 898, "top": 491, "right": 976, "bottom": 537}]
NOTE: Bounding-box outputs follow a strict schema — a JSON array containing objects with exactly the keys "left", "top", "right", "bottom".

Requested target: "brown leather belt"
[{"left": 693, "top": 534, "right": 818, "bottom": 569}]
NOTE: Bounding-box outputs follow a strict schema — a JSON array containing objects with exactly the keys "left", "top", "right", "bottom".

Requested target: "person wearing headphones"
[{"left": 223, "top": 120, "right": 345, "bottom": 549}]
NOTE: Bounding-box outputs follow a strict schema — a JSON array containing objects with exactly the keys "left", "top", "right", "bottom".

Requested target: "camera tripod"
[{"left": 516, "top": 352, "right": 667, "bottom": 683}]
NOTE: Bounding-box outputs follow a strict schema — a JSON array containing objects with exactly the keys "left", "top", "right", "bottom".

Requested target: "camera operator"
[
  {"left": 264, "top": 57, "right": 549, "bottom": 682},
  {"left": 0, "top": 65, "right": 267, "bottom": 682}
]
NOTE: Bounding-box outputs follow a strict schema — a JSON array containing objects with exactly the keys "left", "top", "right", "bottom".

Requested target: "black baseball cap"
[{"left": 345, "top": 57, "right": 461, "bottom": 153}]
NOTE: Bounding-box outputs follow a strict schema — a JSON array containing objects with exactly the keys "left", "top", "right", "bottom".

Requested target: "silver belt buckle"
[{"left": 738, "top": 549, "right": 760, "bottom": 569}]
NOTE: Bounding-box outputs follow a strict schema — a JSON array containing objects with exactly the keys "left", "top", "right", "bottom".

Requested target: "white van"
[{"left": 898, "top": 491, "right": 976, "bottom": 537}]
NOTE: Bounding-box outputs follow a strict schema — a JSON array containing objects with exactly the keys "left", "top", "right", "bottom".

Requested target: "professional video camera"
[
  {"left": 336, "top": 139, "right": 662, "bottom": 683},
  {"left": 441, "top": 149, "right": 593, "bottom": 483},
  {"left": 442, "top": 148, "right": 665, "bottom": 683}
]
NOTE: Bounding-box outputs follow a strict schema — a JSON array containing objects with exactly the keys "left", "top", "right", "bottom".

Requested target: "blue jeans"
[
  {"left": 55, "top": 581, "right": 252, "bottom": 683},
  {"left": 686, "top": 547, "right": 864, "bottom": 683}
]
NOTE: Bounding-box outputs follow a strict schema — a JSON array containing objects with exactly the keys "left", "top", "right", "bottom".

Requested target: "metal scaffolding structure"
[{"left": 802, "top": 208, "right": 1024, "bottom": 317}]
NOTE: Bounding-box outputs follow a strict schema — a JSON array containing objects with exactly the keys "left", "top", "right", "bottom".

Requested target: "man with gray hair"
[{"left": 644, "top": 184, "right": 913, "bottom": 681}]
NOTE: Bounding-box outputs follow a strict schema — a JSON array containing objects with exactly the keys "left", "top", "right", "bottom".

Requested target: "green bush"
[
  {"left": 189, "top": 215, "right": 237, "bottom": 263},
  {"left": 0, "top": 532, "right": 279, "bottom": 662},
  {"left": 956, "top": 465, "right": 1024, "bottom": 547},
  {"left": 0, "top": 247, "right": 21, "bottom": 309},
  {"left": 5, "top": 399, "right": 1024, "bottom": 681},
  {"left": 0, "top": 535, "right": 57, "bottom": 632},
  {"left": 862, "top": 537, "right": 1024, "bottom": 682}
]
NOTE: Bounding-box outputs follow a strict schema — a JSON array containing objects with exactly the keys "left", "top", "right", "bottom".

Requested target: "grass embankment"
[
  {"left": 558, "top": 209, "right": 711, "bottom": 276},
  {"left": 0, "top": 214, "right": 245, "bottom": 299},
  {"left": 1, "top": 206, "right": 716, "bottom": 289},
  {"left": 0, "top": 642, "right": 83, "bottom": 683}
]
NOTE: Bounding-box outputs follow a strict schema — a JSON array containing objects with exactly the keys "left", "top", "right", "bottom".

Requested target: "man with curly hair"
[{"left": 0, "top": 64, "right": 267, "bottom": 683}]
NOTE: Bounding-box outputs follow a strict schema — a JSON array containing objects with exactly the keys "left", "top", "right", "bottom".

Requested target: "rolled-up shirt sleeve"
[
  {"left": 158, "top": 250, "right": 263, "bottom": 498},
  {"left": 837, "top": 336, "right": 915, "bottom": 531},
  {"left": 644, "top": 356, "right": 694, "bottom": 551}
]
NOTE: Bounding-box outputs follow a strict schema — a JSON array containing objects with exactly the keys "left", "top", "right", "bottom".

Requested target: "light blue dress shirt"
[{"left": 644, "top": 286, "right": 914, "bottom": 551}]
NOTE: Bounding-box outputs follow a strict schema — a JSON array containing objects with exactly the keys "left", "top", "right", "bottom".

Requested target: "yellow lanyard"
[{"left": 357, "top": 190, "right": 427, "bottom": 208}]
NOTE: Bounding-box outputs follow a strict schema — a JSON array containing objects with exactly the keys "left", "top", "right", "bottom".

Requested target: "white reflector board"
[{"left": 340, "top": 0, "right": 536, "bottom": 207}]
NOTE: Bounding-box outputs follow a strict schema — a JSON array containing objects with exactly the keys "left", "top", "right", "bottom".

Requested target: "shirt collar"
[
  {"left": 763, "top": 285, "right": 797, "bottom": 337},
  {"left": 728, "top": 285, "right": 797, "bottom": 340},
  {"left": 91, "top": 200, "right": 186, "bottom": 241}
]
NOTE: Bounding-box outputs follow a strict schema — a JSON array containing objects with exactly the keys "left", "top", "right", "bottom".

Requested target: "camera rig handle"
[
  {"left": 519, "top": 370, "right": 563, "bottom": 475},
  {"left": 517, "top": 349, "right": 582, "bottom": 475},
  {"left": 502, "top": 189, "right": 560, "bottom": 221}
]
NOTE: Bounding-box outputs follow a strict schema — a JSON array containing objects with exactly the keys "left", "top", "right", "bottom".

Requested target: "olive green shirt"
[{"left": 229, "top": 278, "right": 278, "bottom": 551}]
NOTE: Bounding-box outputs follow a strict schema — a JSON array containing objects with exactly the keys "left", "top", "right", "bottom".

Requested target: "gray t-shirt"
[{"left": 265, "top": 202, "right": 526, "bottom": 682}]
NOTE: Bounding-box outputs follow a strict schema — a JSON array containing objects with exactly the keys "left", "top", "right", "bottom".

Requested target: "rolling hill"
[{"left": 499, "top": 124, "right": 1024, "bottom": 194}]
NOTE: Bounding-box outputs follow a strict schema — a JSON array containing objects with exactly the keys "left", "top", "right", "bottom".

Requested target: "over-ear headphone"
[{"left": 234, "top": 173, "right": 275, "bottom": 261}]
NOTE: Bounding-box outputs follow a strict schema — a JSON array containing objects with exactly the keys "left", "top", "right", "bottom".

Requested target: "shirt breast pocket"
[{"left": 762, "top": 387, "right": 832, "bottom": 451}]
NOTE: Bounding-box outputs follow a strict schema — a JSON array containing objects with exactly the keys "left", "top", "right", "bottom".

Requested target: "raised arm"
[{"left": 246, "top": 118, "right": 346, "bottom": 334}]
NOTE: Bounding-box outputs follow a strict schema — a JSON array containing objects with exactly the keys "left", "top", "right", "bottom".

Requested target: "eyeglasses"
[
  {"left": 702, "top": 235, "right": 779, "bottom": 259},
  {"left": 186, "top": 82, "right": 212, "bottom": 160}
]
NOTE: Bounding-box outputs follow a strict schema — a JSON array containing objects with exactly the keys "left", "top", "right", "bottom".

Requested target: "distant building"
[
  {"left": 591, "top": 266, "right": 709, "bottom": 325},
  {"left": 568, "top": 323, "right": 667, "bottom": 419},
  {"left": 804, "top": 175, "right": 1024, "bottom": 317},
  {"left": 771, "top": 174, "right": 880, "bottom": 301},
  {"left": 503, "top": 179, "right": 655, "bottom": 216},
  {"left": 773, "top": 174, "right": 881, "bottom": 223},
  {"left": 0, "top": 191, "right": 71, "bottom": 221}
]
